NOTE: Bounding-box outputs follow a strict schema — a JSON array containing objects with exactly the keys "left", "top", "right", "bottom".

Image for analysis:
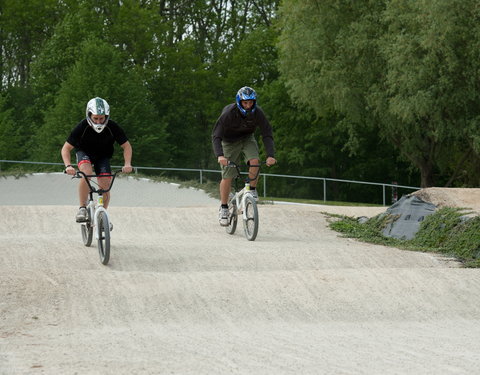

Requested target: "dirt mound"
[{"left": 410, "top": 187, "right": 480, "bottom": 213}]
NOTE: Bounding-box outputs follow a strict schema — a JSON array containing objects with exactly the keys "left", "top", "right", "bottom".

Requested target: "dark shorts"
[
  {"left": 76, "top": 151, "right": 111, "bottom": 175},
  {"left": 221, "top": 134, "right": 259, "bottom": 179}
]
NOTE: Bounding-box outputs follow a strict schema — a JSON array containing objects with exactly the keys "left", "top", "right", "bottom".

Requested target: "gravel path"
[{"left": 1, "top": 174, "right": 480, "bottom": 374}]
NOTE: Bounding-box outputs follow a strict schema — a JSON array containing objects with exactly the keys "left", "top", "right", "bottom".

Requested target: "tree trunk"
[{"left": 419, "top": 159, "right": 435, "bottom": 188}]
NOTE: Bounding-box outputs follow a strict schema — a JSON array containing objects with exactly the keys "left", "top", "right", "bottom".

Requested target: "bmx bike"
[
  {"left": 225, "top": 161, "right": 263, "bottom": 241},
  {"left": 72, "top": 170, "right": 121, "bottom": 265}
]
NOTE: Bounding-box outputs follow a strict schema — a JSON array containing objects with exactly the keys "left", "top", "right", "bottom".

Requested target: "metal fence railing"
[{"left": 0, "top": 159, "right": 420, "bottom": 206}]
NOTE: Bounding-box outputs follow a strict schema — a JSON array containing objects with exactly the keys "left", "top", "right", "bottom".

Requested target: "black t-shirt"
[{"left": 66, "top": 119, "right": 128, "bottom": 159}]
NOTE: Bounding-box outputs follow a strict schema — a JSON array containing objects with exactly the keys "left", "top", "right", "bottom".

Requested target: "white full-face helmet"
[{"left": 86, "top": 97, "right": 110, "bottom": 133}]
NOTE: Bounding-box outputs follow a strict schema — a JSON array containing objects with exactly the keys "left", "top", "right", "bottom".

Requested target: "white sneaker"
[
  {"left": 218, "top": 206, "right": 229, "bottom": 226},
  {"left": 250, "top": 190, "right": 258, "bottom": 201},
  {"left": 76, "top": 207, "right": 87, "bottom": 222}
]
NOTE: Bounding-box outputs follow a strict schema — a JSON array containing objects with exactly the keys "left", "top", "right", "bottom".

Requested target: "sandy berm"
[{"left": 1, "top": 173, "right": 480, "bottom": 374}]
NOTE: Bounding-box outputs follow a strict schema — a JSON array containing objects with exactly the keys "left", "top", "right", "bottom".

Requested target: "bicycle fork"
[{"left": 93, "top": 195, "right": 107, "bottom": 239}]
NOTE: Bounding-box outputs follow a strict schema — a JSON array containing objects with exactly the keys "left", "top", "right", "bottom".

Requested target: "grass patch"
[
  {"left": 328, "top": 207, "right": 480, "bottom": 267},
  {"left": 329, "top": 213, "right": 405, "bottom": 247},
  {"left": 0, "top": 168, "right": 32, "bottom": 179}
]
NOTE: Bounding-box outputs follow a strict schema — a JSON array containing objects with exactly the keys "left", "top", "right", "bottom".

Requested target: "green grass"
[
  {"left": 0, "top": 168, "right": 37, "bottom": 179},
  {"left": 328, "top": 207, "right": 480, "bottom": 267}
]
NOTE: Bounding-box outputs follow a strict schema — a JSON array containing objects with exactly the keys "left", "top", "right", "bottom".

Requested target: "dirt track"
[{"left": 1, "top": 174, "right": 480, "bottom": 374}]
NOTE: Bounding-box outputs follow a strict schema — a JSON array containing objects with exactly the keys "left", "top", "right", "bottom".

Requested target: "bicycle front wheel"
[
  {"left": 97, "top": 211, "right": 110, "bottom": 265},
  {"left": 243, "top": 194, "right": 259, "bottom": 241}
]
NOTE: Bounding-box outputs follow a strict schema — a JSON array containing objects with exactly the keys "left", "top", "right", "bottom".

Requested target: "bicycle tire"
[
  {"left": 81, "top": 223, "right": 93, "bottom": 246},
  {"left": 226, "top": 199, "right": 238, "bottom": 235},
  {"left": 97, "top": 211, "right": 110, "bottom": 265},
  {"left": 243, "top": 194, "right": 259, "bottom": 241},
  {"left": 81, "top": 206, "right": 93, "bottom": 246}
]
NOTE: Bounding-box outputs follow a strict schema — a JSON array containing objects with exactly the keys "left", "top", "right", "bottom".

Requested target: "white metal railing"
[{"left": 0, "top": 159, "right": 419, "bottom": 206}]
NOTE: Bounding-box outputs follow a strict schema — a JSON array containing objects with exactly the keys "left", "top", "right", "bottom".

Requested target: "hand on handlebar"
[
  {"left": 218, "top": 156, "right": 228, "bottom": 166},
  {"left": 266, "top": 157, "right": 276, "bottom": 167},
  {"left": 65, "top": 165, "right": 76, "bottom": 176},
  {"left": 122, "top": 165, "right": 133, "bottom": 173}
]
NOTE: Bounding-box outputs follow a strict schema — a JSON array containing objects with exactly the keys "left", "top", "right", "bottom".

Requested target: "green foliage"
[
  {"left": 410, "top": 207, "right": 480, "bottom": 266},
  {"left": 329, "top": 207, "right": 480, "bottom": 267},
  {"left": 0, "top": 94, "right": 22, "bottom": 161},
  {"left": 443, "top": 217, "right": 480, "bottom": 267},
  {"left": 376, "top": 0, "right": 480, "bottom": 186},
  {"left": 0, "top": 0, "right": 68, "bottom": 87},
  {"left": 226, "top": 26, "right": 279, "bottom": 91},
  {"left": 329, "top": 213, "right": 402, "bottom": 247},
  {"left": 30, "top": 9, "right": 103, "bottom": 105},
  {"left": 147, "top": 38, "right": 219, "bottom": 168},
  {"left": 410, "top": 207, "right": 466, "bottom": 248},
  {"left": 6, "top": 0, "right": 480, "bottom": 202},
  {"left": 33, "top": 37, "right": 168, "bottom": 166},
  {"left": 277, "top": 0, "right": 480, "bottom": 188},
  {"left": 105, "top": 0, "right": 161, "bottom": 66}
]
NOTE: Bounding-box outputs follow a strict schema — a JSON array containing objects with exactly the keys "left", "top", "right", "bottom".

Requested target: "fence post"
[
  {"left": 391, "top": 181, "right": 398, "bottom": 204},
  {"left": 200, "top": 170, "right": 203, "bottom": 184},
  {"left": 323, "top": 179, "right": 326, "bottom": 202},
  {"left": 263, "top": 174, "right": 267, "bottom": 197}
]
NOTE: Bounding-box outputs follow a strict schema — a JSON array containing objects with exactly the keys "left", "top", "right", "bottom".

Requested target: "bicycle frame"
[
  {"left": 86, "top": 191, "right": 108, "bottom": 240},
  {"left": 77, "top": 170, "right": 119, "bottom": 227},
  {"left": 74, "top": 170, "right": 121, "bottom": 264},
  {"left": 232, "top": 184, "right": 254, "bottom": 218},
  {"left": 229, "top": 161, "right": 262, "bottom": 190},
  {"left": 226, "top": 161, "right": 263, "bottom": 241}
]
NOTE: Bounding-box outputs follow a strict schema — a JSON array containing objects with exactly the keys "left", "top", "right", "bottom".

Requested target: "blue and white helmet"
[
  {"left": 86, "top": 97, "right": 110, "bottom": 133},
  {"left": 236, "top": 86, "right": 257, "bottom": 116}
]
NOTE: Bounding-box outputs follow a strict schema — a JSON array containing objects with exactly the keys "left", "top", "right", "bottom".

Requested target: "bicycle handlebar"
[
  {"left": 226, "top": 161, "right": 268, "bottom": 183},
  {"left": 226, "top": 161, "right": 266, "bottom": 168},
  {"left": 72, "top": 170, "right": 122, "bottom": 194}
]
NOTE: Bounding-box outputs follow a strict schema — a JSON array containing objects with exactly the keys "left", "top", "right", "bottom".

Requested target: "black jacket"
[{"left": 212, "top": 103, "right": 275, "bottom": 157}]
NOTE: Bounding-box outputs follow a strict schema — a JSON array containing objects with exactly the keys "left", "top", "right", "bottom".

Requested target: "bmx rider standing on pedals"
[
  {"left": 61, "top": 97, "right": 133, "bottom": 225},
  {"left": 212, "top": 86, "right": 276, "bottom": 226}
]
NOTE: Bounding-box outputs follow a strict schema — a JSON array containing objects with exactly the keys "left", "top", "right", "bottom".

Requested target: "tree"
[
  {"left": 0, "top": 0, "right": 71, "bottom": 88},
  {"left": 225, "top": 25, "right": 279, "bottom": 93},
  {"left": 377, "top": 0, "right": 480, "bottom": 187},
  {"left": 277, "top": 0, "right": 386, "bottom": 154},
  {"left": 33, "top": 37, "right": 167, "bottom": 167},
  {"left": 277, "top": 0, "right": 480, "bottom": 188},
  {"left": 0, "top": 93, "right": 23, "bottom": 161}
]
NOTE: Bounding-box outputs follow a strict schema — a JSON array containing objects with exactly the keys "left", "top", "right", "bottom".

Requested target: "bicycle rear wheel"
[
  {"left": 243, "top": 194, "right": 259, "bottom": 241},
  {"left": 97, "top": 211, "right": 110, "bottom": 265},
  {"left": 81, "top": 222, "right": 93, "bottom": 246},
  {"left": 226, "top": 199, "right": 238, "bottom": 235},
  {"left": 81, "top": 207, "right": 93, "bottom": 246}
]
